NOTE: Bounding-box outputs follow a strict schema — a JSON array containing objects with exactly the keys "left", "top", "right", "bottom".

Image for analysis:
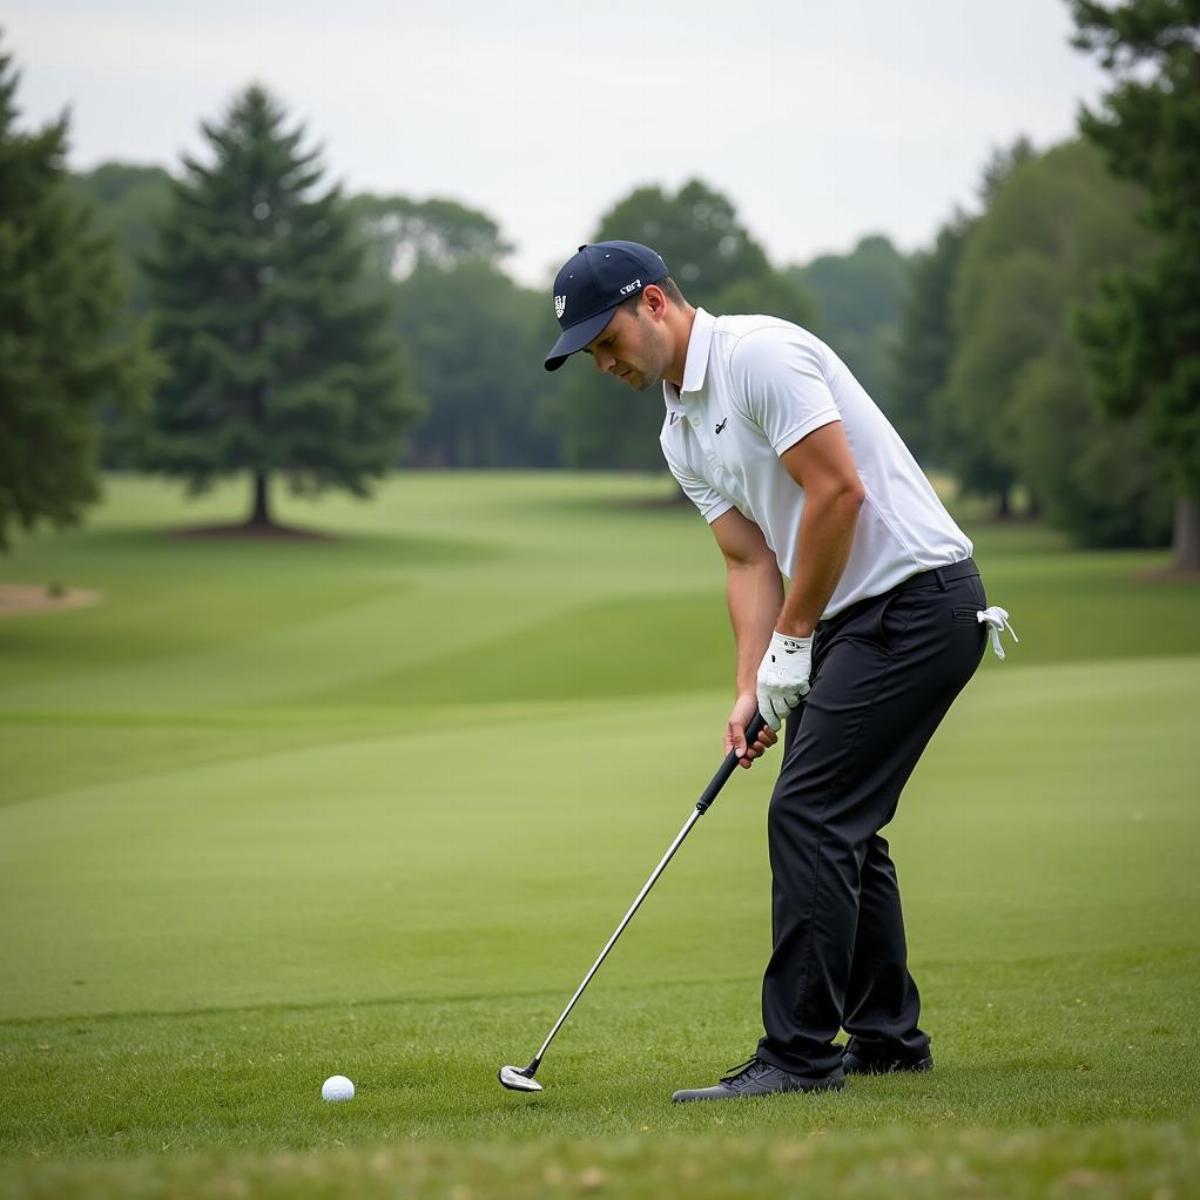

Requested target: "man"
[{"left": 544, "top": 241, "right": 1014, "bottom": 1102}]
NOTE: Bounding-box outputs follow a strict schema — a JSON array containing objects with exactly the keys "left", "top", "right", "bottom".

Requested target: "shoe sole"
[
  {"left": 843, "top": 1056, "right": 933, "bottom": 1076},
  {"left": 672, "top": 1078, "right": 845, "bottom": 1103}
]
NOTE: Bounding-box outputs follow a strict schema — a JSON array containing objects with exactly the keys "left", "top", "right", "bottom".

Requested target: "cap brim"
[{"left": 544, "top": 307, "right": 618, "bottom": 372}]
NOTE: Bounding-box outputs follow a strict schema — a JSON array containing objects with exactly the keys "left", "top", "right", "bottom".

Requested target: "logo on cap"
[{"left": 554, "top": 295, "right": 567, "bottom": 319}]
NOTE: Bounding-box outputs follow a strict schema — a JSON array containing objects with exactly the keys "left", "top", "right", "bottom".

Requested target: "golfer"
[{"left": 544, "top": 240, "right": 1015, "bottom": 1102}]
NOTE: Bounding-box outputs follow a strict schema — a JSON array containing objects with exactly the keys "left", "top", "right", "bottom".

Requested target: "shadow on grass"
[
  {"left": 54, "top": 525, "right": 505, "bottom": 567},
  {"left": 171, "top": 521, "right": 338, "bottom": 542}
]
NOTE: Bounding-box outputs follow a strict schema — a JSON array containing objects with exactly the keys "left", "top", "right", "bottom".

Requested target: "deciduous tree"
[
  {"left": 348, "top": 194, "right": 512, "bottom": 280},
  {"left": 546, "top": 179, "right": 813, "bottom": 470},
  {"left": 789, "top": 234, "right": 910, "bottom": 426},
  {"left": 946, "top": 140, "right": 1165, "bottom": 545},
  {"left": 392, "top": 260, "right": 557, "bottom": 467}
]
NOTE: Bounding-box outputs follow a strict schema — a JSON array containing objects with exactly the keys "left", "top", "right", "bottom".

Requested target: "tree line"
[{"left": 2, "top": 0, "right": 1197, "bottom": 566}]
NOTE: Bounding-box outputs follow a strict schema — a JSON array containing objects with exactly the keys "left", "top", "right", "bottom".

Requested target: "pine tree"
[
  {"left": 141, "top": 85, "right": 416, "bottom": 529},
  {"left": 890, "top": 215, "right": 970, "bottom": 465},
  {"left": 0, "top": 38, "right": 152, "bottom": 549},
  {"left": 1070, "top": 0, "right": 1200, "bottom": 569}
]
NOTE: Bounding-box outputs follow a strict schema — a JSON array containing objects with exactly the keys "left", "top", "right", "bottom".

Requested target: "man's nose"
[{"left": 594, "top": 348, "right": 616, "bottom": 374}]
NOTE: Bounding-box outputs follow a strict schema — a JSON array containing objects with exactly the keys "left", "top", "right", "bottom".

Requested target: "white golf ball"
[{"left": 321, "top": 1074, "right": 355, "bottom": 1103}]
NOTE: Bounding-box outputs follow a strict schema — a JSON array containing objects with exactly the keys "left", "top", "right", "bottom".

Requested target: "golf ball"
[{"left": 321, "top": 1074, "right": 355, "bottom": 1103}]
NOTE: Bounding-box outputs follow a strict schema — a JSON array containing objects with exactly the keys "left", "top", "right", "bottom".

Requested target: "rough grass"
[{"left": 1, "top": 472, "right": 1197, "bottom": 1198}]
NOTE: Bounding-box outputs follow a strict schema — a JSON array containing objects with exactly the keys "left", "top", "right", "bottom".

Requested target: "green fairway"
[{"left": 1, "top": 473, "right": 1198, "bottom": 1198}]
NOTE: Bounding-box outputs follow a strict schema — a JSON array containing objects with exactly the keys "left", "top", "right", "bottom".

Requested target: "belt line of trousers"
[{"left": 754, "top": 566, "right": 988, "bottom": 1078}]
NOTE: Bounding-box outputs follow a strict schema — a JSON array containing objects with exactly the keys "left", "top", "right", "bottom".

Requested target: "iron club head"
[{"left": 498, "top": 1064, "right": 543, "bottom": 1093}]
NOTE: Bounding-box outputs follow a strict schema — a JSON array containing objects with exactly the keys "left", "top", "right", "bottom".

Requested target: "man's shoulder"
[
  {"left": 709, "top": 314, "right": 827, "bottom": 385},
  {"left": 711, "top": 313, "right": 821, "bottom": 360}
]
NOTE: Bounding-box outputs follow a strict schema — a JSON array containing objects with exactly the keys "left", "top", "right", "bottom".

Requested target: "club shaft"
[
  {"left": 524, "top": 715, "right": 765, "bottom": 1076},
  {"left": 533, "top": 806, "right": 703, "bottom": 1064}
]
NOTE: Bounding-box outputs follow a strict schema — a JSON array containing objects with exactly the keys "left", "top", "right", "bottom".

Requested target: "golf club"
[{"left": 499, "top": 712, "right": 769, "bottom": 1093}]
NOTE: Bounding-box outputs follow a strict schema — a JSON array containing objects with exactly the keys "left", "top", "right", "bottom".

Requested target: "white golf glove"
[{"left": 757, "top": 630, "right": 813, "bottom": 731}]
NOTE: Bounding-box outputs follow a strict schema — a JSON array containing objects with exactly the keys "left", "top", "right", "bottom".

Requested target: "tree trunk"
[
  {"left": 250, "top": 470, "right": 271, "bottom": 527},
  {"left": 995, "top": 487, "right": 1012, "bottom": 519},
  {"left": 1173, "top": 494, "right": 1200, "bottom": 571},
  {"left": 247, "top": 301, "right": 270, "bottom": 526}
]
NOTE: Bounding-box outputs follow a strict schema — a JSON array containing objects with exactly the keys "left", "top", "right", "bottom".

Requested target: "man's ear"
[{"left": 642, "top": 283, "right": 669, "bottom": 319}]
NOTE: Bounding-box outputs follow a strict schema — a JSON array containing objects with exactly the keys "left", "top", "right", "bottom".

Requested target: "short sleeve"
[
  {"left": 730, "top": 327, "right": 841, "bottom": 454},
  {"left": 660, "top": 435, "right": 734, "bottom": 525}
]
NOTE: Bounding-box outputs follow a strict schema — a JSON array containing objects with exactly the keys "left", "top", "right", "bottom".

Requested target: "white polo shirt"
[{"left": 660, "top": 308, "right": 973, "bottom": 618}]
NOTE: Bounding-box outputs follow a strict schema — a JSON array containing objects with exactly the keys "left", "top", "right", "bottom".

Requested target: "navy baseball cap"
[{"left": 544, "top": 241, "right": 669, "bottom": 371}]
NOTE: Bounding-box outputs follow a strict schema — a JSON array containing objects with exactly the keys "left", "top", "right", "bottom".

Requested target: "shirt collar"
[{"left": 663, "top": 307, "right": 714, "bottom": 413}]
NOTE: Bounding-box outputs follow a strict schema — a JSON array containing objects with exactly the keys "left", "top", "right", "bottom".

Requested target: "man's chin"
[{"left": 629, "top": 371, "right": 660, "bottom": 392}]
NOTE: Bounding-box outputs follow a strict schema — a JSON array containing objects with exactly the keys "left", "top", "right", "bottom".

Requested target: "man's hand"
[
  {"left": 726, "top": 692, "right": 778, "bottom": 770},
  {"left": 757, "top": 630, "right": 813, "bottom": 731}
]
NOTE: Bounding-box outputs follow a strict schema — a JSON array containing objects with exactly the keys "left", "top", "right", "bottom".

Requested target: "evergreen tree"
[
  {"left": 890, "top": 215, "right": 970, "bottom": 463},
  {"left": 0, "top": 39, "right": 153, "bottom": 549},
  {"left": 141, "top": 85, "right": 416, "bottom": 528},
  {"left": 1070, "top": 0, "right": 1200, "bottom": 568}
]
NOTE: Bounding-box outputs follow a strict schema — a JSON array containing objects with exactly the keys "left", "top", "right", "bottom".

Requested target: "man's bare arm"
[
  {"left": 710, "top": 507, "right": 783, "bottom": 766},
  {"left": 774, "top": 421, "right": 865, "bottom": 638}
]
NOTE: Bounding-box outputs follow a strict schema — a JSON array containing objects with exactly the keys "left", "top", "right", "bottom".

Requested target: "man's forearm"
[
  {"left": 727, "top": 557, "right": 785, "bottom": 695},
  {"left": 776, "top": 485, "right": 864, "bottom": 638}
]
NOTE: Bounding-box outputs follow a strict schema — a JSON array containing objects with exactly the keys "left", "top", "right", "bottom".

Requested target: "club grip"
[{"left": 695, "top": 711, "right": 769, "bottom": 815}]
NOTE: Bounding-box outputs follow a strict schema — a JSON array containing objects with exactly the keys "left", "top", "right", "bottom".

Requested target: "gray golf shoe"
[{"left": 671, "top": 1056, "right": 845, "bottom": 1103}]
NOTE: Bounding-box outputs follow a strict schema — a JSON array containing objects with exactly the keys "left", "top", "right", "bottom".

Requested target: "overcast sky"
[{"left": 8, "top": 0, "right": 1109, "bottom": 287}]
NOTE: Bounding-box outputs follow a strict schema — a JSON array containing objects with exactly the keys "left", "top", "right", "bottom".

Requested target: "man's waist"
[
  {"left": 891, "top": 557, "right": 980, "bottom": 594},
  {"left": 816, "top": 558, "right": 979, "bottom": 634}
]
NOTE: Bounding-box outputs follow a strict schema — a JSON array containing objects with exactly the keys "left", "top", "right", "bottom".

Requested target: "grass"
[{"left": 0, "top": 472, "right": 1198, "bottom": 1198}]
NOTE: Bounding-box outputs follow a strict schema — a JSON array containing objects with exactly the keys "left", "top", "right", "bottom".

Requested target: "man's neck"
[{"left": 664, "top": 304, "right": 697, "bottom": 389}]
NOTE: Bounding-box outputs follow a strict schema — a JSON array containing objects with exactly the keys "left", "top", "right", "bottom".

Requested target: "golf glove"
[
  {"left": 757, "top": 630, "right": 813, "bottom": 731},
  {"left": 977, "top": 606, "right": 1019, "bottom": 660}
]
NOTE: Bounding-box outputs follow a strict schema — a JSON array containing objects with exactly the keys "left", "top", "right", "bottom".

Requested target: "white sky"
[{"left": 7, "top": 0, "right": 1108, "bottom": 287}]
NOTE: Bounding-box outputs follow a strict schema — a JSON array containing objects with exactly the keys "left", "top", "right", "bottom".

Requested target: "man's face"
[{"left": 583, "top": 299, "right": 671, "bottom": 392}]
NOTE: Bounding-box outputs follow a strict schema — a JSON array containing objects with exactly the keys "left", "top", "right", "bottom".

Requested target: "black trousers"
[{"left": 755, "top": 559, "right": 987, "bottom": 1079}]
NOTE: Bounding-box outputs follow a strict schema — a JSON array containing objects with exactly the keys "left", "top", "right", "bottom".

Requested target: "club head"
[{"left": 498, "top": 1064, "right": 543, "bottom": 1093}]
